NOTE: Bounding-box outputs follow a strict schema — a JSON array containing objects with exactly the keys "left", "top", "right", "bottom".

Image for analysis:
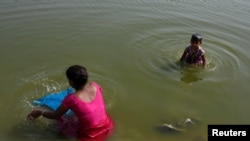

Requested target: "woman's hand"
[{"left": 27, "top": 110, "right": 42, "bottom": 121}]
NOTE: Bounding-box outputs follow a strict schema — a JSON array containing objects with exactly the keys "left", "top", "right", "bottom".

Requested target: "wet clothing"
[
  {"left": 59, "top": 82, "right": 114, "bottom": 141},
  {"left": 182, "top": 46, "right": 205, "bottom": 64}
]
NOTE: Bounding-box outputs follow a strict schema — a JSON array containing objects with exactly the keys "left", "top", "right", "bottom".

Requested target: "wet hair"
[
  {"left": 66, "top": 65, "right": 88, "bottom": 90},
  {"left": 191, "top": 33, "right": 202, "bottom": 43}
]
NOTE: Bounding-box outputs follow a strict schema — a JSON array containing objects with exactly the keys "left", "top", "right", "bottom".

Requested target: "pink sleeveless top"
[{"left": 61, "top": 82, "right": 113, "bottom": 139}]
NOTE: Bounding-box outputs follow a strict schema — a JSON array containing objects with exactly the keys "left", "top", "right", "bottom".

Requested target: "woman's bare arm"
[{"left": 27, "top": 104, "right": 69, "bottom": 120}]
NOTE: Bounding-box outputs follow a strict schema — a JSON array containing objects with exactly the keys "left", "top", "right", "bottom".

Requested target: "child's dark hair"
[
  {"left": 191, "top": 33, "right": 202, "bottom": 43},
  {"left": 66, "top": 65, "right": 88, "bottom": 90}
]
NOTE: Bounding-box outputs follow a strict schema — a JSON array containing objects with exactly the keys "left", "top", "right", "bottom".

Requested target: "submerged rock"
[
  {"left": 160, "top": 123, "right": 186, "bottom": 132},
  {"left": 155, "top": 117, "right": 202, "bottom": 134}
]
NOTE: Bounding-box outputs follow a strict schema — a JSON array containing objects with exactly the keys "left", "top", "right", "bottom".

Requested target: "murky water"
[{"left": 1, "top": 0, "right": 250, "bottom": 141}]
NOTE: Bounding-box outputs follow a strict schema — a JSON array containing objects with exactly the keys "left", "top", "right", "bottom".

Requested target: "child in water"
[
  {"left": 180, "top": 33, "right": 206, "bottom": 67},
  {"left": 27, "top": 65, "right": 114, "bottom": 141}
]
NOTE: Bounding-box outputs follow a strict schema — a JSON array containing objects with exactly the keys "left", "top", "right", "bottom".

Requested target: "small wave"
[
  {"left": 89, "top": 70, "right": 119, "bottom": 109},
  {"left": 128, "top": 24, "right": 243, "bottom": 84}
]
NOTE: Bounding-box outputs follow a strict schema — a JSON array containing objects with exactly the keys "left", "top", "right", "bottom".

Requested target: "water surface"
[{"left": 1, "top": 0, "right": 250, "bottom": 141}]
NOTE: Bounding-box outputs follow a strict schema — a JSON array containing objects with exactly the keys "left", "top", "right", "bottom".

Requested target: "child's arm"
[
  {"left": 180, "top": 50, "right": 187, "bottom": 62},
  {"left": 201, "top": 55, "right": 206, "bottom": 68}
]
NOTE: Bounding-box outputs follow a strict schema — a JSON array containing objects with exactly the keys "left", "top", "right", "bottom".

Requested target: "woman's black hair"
[
  {"left": 66, "top": 65, "right": 88, "bottom": 90},
  {"left": 191, "top": 33, "right": 202, "bottom": 43}
]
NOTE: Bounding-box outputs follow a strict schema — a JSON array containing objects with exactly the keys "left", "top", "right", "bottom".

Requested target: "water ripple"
[
  {"left": 128, "top": 24, "right": 243, "bottom": 83},
  {"left": 89, "top": 69, "right": 118, "bottom": 109}
]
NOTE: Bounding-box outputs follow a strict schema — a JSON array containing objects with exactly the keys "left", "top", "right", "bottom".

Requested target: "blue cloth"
[{"left": 33, "top": 87, "right": 75, "bottom": 114}]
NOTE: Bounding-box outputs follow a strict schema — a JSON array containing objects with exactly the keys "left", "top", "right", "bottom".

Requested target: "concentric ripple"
[
  {"left": 128, "top": 25, "right": 244, "bottom": 83},
  {"left": 88, "top": 71, "right": 119, "bottom": 109}
]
